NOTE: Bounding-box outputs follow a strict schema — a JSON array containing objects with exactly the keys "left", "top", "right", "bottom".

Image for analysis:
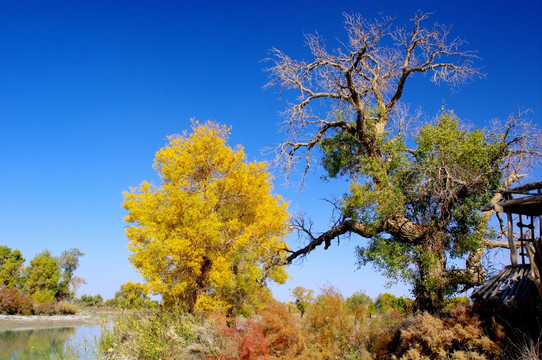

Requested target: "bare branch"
[
  {"left": 266, "top": 12, "right": 482, "bottom": 182},
  {"left": 285, "top": 219, "right": 357, "bottom": 264},
  {"left": 488, "top": 110, "right": 542, "bottom": 177}
]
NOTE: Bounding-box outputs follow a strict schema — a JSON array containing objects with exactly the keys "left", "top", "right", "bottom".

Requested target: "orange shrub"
[
  {"left": 212, "top": 314, "right": 272, "bottom": 360},
  {"left": 302, "top": 286, "right": 354, "bottom": 357},
  {"left": 258, "top": 296, "right": 305, "bottom": 358},
  {"left": 0, "top": 285, "right": 34, "bottom": 315},
  {"left": 393, "top": 304, "right": 499, "bottom": 359}
]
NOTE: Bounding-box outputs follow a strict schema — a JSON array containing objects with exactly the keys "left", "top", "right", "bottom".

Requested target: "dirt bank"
[{"left": 0, "top": 311, "right": 111, "bottom": 331}]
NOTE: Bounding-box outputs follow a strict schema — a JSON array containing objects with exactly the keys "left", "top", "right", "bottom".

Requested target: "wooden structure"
[{"left": 472, "top": 181, "right": 542, "bottom": 303}]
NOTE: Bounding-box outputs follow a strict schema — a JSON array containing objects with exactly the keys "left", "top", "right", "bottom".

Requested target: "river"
[{"left": 0, "top": 315, "right": 107, "bottom": 360}]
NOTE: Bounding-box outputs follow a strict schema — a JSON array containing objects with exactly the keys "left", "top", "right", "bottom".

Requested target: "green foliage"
[
  {"left": 0, "top": 246, "right": 84, "bottom": 315},
  {"left": 374, "top": 293, "right": 413, "bottom": 316},
  {"left": 99, "top": 311, "right": 219, "bottom": 360},
  {"left": 0, "top": 246, "right": 25, "bottom": 289},
  {"left": 31, "top": 288, "right": 57, "bottom": 305},
  {"left": 23, "top": 250, "right": 61, "bottom": 302},
  {"left": 356, "top": 236, "right": 415, "bottom": 284},
  {"left": 409, "top": 114, "right": 504, "bottom": 252},
  {"left": 106, "top": 281, "right": 157, "bottom": 309},
  {"left": 332, "top": 112, "right": 514, "bottom": 310},
  {"left": 291, "top": 286, "right": 314, "bottom": 316},
  {"left": 345, "top": 291, "right": 375, "bottom": 317},
  {"left": 75, "top": 294, "right": 105, "bottom": 307},
  {"left": 56, "top": 248, "right": 85, "bottom": 300}
]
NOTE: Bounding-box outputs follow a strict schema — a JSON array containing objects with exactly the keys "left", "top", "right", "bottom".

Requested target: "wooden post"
[
  {"left": 519, "top": 214, "right": 525, "bottom": 265},
  {"left": 508, "top": 210, "right": 517, "bottom": 266}
]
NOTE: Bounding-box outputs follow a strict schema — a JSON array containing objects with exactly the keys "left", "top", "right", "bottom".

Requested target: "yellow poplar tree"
[{"left": 123, "top": 121, "right": 290, "bottom": 315}]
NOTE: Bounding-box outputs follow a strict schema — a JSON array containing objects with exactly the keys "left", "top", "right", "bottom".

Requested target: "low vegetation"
[{"left": 98, "top": 287, "right": 521, "bottom": 360}]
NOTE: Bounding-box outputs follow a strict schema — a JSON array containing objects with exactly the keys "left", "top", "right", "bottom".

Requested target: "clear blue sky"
[{"left": 1, "top": 1, "right": 541, "bottom": 302}]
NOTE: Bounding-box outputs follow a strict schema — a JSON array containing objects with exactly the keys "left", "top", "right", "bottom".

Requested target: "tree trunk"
[{"left": 413, "top": 234, "right": 448, "bottom": 313}]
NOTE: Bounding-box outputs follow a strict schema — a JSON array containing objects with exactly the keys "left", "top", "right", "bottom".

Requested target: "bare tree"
[{"left": 266, "top": 12, "right": 542, "bottom": 311}]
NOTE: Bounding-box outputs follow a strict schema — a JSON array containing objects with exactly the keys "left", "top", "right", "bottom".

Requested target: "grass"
[{"left": 96, "top": 288, "right": 517, "bottom": 360}]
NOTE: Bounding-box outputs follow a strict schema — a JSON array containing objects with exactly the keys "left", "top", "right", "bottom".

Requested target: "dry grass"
[{"left": 98, "top": 290, "right": 527, "bottom": 360}]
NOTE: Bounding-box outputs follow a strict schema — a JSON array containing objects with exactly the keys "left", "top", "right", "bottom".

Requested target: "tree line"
[
  {"left": 75, "top": 281, "right": 157, "bottom": 309},
  {"left": 0, "top": 246, "right": 83, "bottom": 314}
]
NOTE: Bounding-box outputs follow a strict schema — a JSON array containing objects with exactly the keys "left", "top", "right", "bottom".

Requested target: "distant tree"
[
  {"left": 0, "top": 245, "right": 25, "bottom": 288},
  {"left": 23, "top": 250, "right": 61, "bottom": 304},
  {"left": 444, "top": 296, "right": 470, "bottom": 312},
  {"left": 123, "top": 121, "right": 291, "bottom": 315},
  {"left": 375, "top": 293, "right": 413, "bottom": 315},
  {"left": 345, "top": 291, "right": 375, "bottom": 316},
  {"left": 291, "top": 286, "right": 314, "bottom": 316},
  {"left": 75, "top": 294, "right": 104, "bottom": 307},
  {"left": 56, "top": 248, "right": 85, "bottom": 300},
  {"left": 267, "top": 12, "right": 542, "bottom": 312},
  {"left": 106, "top": 282, "right": 156, "bottom": 309}
]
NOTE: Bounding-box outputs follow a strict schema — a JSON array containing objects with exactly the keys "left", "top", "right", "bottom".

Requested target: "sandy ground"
[{"left": 0, "top": 311, "right": 112, "bottom": 331}]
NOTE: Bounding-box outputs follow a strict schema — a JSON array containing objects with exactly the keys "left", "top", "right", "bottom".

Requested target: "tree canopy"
[
  {"left": 105, "top": 281, "right": 156, "bottom": 309},
  {"left": 57, "top": 248, "right": 85, "bottom": 300},
  {"left": 23, "top": 250, "right": 62, "bottom": 304},
  {"left": 267, "top": 12, "right": 542, "bottom": 311},
  {"left": 123, "top": 121, "right": 291, "bottom": 315},
  {"left": 0, "top": 245, "right": 25, "bottom": 288}
]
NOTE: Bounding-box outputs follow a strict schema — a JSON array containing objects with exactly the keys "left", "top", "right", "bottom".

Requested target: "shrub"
[
  {"left": 212, "top": 315, "right": 273, "bottom": 360},
  {"left": 0, "top": 285, "right": 34, "bottom": 315},
  {"left": 99, "top": 310, "right": 222, "bottom": 360},
  {"left": 55, "top": 301, "right": 78, "bottom": 314},
  {"left": 345, "top": 290, "right": 376, "bottom": 319},
  {"left": 391, "top": 304, "right": 500, "bottom": 359},
  {"left": 258, "top": 296, "right": 305, "bottom": 358},
  {"left": 302, "top": 286, "right": 355, "bottom": 357},
  {"left": 31, "top": 288, "right": 56, "bottom": 304}
]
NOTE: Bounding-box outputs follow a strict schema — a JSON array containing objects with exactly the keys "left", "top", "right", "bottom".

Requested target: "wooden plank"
[
  {"left": 503, "top": 181, "right": 542, "bottom": 194},
  {"left": 508, "top": 211, "right": 518, "bottom": 266}
]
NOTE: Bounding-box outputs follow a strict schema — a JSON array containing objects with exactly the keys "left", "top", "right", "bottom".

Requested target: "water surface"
[{"left": 0, "top": 326, "right": 101, "bottom": 360}]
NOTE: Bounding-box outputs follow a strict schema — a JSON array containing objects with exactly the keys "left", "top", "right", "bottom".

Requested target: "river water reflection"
[{"left": 0, "top": 326, "right": 101, "bottom": 360}]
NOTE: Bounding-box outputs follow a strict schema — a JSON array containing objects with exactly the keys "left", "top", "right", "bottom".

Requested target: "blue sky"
[{"left": 1, "top": 1, "right": 541, "bottom": 302}]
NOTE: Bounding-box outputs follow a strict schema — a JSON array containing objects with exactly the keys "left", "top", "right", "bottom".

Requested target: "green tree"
[
  {"left": 345, "top": 291, "right": 375, "bottom": 317},
  {"left": 0, "top": 245, "right": 25, "bottom": 288},
  {"left": 123, "top": 121, "right": 290, "bottom": 315},
  {"left": 24, "top": 250, "right": 61, "bottom": 303},
  {"left": 56, "top": 248, "right": 85, "bottom": 300},
  {"left": 268, "top": 13, "right": 542, "bottom": 311},
  {"left": 106, "top": 282, "right": 156, "bottom": 309},
  {"left": 291, "top": 286, "right": 314, "bottom": 316},
  {"left": 75, "top": 294, "right": 104, "bottom": 307},
  {"left": 375, "top": 293, "right": 413, "bottom": 315}
]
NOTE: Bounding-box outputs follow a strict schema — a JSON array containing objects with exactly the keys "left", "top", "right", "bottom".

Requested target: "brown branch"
[
  {"left": 285, "top": 219, "right": 359, "bottom": 264},
  {"left": 267, "top": 12, "right": 482, "bottom": 181}
]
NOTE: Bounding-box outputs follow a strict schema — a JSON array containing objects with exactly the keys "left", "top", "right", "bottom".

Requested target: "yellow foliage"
[{"left": 123, "top": 121, "right": 290, "bottom": 315}]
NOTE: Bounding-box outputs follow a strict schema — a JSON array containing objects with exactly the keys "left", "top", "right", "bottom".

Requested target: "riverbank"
[{"left": 0, "top": 309, "right": 115, "bottom": 331}]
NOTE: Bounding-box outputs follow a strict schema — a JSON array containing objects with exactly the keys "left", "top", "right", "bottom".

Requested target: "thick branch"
[{"left": 285, "top": 219, "right": 360, "bottom": 264}]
